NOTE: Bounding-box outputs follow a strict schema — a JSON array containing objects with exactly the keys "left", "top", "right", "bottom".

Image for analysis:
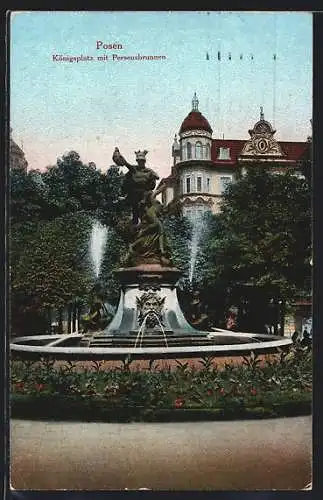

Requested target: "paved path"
[{"left": 11, "top": 416, "right": 312, "bottom": 490}]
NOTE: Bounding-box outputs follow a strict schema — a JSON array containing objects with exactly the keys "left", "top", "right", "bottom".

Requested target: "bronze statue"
[
  {"left": 188, "top": 290, "right": 210, "bottom": 330},
  {"left": 112, "top": 148, "right": 172, "bottom": 267},
  {"left": 81, "top": 290, "right": 112, "bottom": 333},
  {"left": 123, "top": 191, "right": 172, "bottom": 266},
  {"left": 112, "top": 148, "right": 159, "bottom": 225}
]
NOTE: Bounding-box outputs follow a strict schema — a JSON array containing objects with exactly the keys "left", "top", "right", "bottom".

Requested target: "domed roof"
[
  {"left": 10, "top": 138, "right": 24, "bottom": 155},
  {"left": 179, "top": 93, "right": 213, "bottom": 134},
  {"left": 180, "top": 111, "right": 213, "bottom": 134}
]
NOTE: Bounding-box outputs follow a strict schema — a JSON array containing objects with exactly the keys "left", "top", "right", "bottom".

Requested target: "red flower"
[
  {"left": 15, "top": 381, "right": 24, "bottom": 391},
  {"left": 250, "top": 388, "right": 257, "bottom": 396},
  {"left": 174, "top": 398, "right": 184, "bottom": 408},
  {"left": 35, "top": 383, "right": 45, "bottom": 392},
  {"left": 207, "top": 389, "right": 213, "bottom": 396},
  {"left": 219, "top": 388, "right": 225, "bottom": 396}
]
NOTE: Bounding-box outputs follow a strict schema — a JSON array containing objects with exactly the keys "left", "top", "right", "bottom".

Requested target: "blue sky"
[{"left": 10, "top": 11, "right": 312, "bottom": 178}]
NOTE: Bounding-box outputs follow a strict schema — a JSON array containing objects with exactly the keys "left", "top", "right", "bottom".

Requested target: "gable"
[{"left": 239, "top": 119, "right": 285, "bottom": 159}]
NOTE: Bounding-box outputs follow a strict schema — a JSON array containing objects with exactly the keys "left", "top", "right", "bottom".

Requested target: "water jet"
[{"left": 10, "top": 148, "right": 292, "bottom": 360}]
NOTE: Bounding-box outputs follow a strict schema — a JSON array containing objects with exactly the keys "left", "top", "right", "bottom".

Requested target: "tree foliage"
[
  {"left": 10, "top": 166, "right": 49, "bottom": 227},
  {"left": 98, "top": 227, "right": 127, "bottom": 305},
  {"left": 41, "top": 151, "right": 104, "bottom": 219},
  {"left": 10, "top": 151, "right": 127, "bottom": 333},
  {"left": 163, "top": 213, "right": 191, "bottom": 289},
  {"left": 205, "top": 167, "right": 311, "bottom": 299},
  {"left": 11, "top": 212, "right": 94, "bottom": 315}
]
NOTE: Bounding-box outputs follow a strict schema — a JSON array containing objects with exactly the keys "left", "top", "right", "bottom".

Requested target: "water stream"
[
  {"left": 134, "top": 311, "right": 168, "bottom": 348},
  {"left": 90, "top": 220, "right": 108, "bottom": 278},
  {"left": 188, "top": 214, "right": 209, "bottom": 284}
]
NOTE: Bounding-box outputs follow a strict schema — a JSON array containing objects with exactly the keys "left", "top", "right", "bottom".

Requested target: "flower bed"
[{"left": 10, "top": 346, "right": 312, "bottom": 422}]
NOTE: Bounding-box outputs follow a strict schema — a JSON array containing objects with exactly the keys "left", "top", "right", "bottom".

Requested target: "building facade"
[
  {"left": 10, "top": 129, "right": 28, "bottom": 172},
  {"left": 158, "top": 94, "right": 309, "bottom": 219}
]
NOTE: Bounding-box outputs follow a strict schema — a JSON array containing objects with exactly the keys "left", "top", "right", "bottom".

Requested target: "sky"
[{"left": 10, "top": 11, "right": 312, "bottom": 179}]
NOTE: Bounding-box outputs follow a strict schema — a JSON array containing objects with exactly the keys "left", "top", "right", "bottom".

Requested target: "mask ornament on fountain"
[{"left": 136, "top": 291, "right": 165, "bottom": 329}]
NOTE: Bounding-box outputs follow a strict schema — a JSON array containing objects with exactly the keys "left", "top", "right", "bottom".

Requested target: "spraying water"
[
  {"left": 90, "top": 220, "right": 108, "bottom": 277},
  {"left": 134, "top": 311, "right": 168, "bottom": 348},
  {"left": 188, "top": 213, "right": 209, "bottom": 284}
]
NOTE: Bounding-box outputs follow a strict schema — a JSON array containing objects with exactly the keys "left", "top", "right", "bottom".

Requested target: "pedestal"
[{"left": 104, "top": 264, "right": 197, "bottom": 337}]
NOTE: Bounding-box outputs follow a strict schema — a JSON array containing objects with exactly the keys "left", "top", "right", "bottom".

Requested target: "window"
[
  {"left": 205, "top": 144, "right": 211, "bottom": 159},
  {"left": 186, "top": 177, "right": 191, "bottom": 193},
  {"left": 191, "top": 174, "right": 195, "bottom": 192},
  {"left": 187, "top": 142, "right": 192, "bottom": 159},
  {"left": 197, "top": 176, "right": 202, "bottom": 192},
  {"left": 180, "top": 178, "right": 184, "bottom": 194},
  {"left": 218, "top": 147, "right": 231, "bottom": 160},
  {"left": 195, "top": 141, "right": 202, "bottom": 159},
  {"left": 206, "top": 177, "right": 211, "bottom": 192},
  {"left": 220, "top": 176, "right": 232, "bottom": 193}
]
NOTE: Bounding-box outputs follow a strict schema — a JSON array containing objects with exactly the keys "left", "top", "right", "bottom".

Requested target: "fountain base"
[
  {"left": 10, "top": 265, "right": 293, "bottom": 359},
  {"left": 100, "top": 264, "right": 198, "bottom": 343},
  {"left": 10, "top": 331, "right": 293, "bottom": 360}
]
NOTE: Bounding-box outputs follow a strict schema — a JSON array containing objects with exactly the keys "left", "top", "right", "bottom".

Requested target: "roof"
[
  {"left": 211, "top": 139, "right": 245, "bottom": 165},
  {"left": 10, "top": 138, "right": 25, "bottom": 156},
  {"left": 158, "top": 138, "right": 308, "bottom": 186},
  {"left": 279, "top": 141, "right": 308, "bottom": 161},
  {"left": 156, "top": 175, "right": 175, "bottom": 189},
  {"left": 179, "top": 111, "right": 213, "bottom": 134},
  {"left": 210, "top": 139, "right": 308, "bottom": 167}
]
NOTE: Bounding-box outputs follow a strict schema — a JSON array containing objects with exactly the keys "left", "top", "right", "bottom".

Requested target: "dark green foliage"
[
  {"left": 10, "top": 151, "right": 127, "bottom": 332},
  {"left": 206, "top": 167, "right": 311, "bottom": 300},
  {"left": 97, "top": 227, "right": 127, "bottom": 304},
  {"left": 189, "top": 211, "right": 221, "bottom": 289},
  {"left": 41, "top": 151, "right": 104, "bottom": 219},
  {"left": 97, "top": 165, "right": 129, "bottom": 226},
  {"left": 163, "top": 213, "right": 191, "bottom": 288},
  {"left": 10, "top": 167, "right": 49, "bottom": 227},
  {"left": 11, "top": 212, "right": 94, "bottom": 314},
  {"left": 11, "top": 345, "right": 312, "bottom": 421}
]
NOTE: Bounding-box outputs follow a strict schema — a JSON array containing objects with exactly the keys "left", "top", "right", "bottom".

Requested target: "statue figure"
[
  {"left": 136, "top": 291, "right": 166, "bottom": 329},
  {"left": 112, "top": 148, "right": 172, "bottom": 267},
  {"left": 81, "top": 284, "right": 112, "bottom": 333},
  {"left": 188, "top": 290, "right": 210, "bottom": 330},
  {"left": 112, "top": 148, "right": 159, "bottom": 225},
  {"left": 123, "top": 190, "right": 172, "bottom": 266}
]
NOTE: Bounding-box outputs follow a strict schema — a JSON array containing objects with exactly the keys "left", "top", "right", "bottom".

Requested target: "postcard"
[{"left": 9, "top": 10, "right": 312, "bottom": 491}]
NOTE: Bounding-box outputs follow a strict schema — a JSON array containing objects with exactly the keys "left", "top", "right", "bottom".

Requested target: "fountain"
[
  {"left": 90, "top": 220, "right": 108, "bottom": 278},
  {"left": 10, "top": 148, "right": 292, "bottom": 360},
  {"left": 188, "top": 213, "right": 209, "bottom": 284}
]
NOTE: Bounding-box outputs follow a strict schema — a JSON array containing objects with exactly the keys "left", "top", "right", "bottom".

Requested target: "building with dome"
[
  {"left": 10, "top": 129, "right": 28, "bottom": 172},
  {"left": 158, "top": 93, "right": 309, "bottom": 219}
]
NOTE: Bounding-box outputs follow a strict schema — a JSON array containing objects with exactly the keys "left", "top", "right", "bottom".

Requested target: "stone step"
[
  {"left": 89, "top": 336, "right": 208, "bottom": 343},
  {"left": 87, "top": 337, "right": 213, "bottom": 348}
]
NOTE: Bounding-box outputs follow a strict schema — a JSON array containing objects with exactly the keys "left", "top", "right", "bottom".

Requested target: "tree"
[
  {"left": 97, "top": 227, "right": 127, "bottom": 306},
  {"left": 205, "top": 166, "right": 311, "bottom": 329},
  {"left": 10, "top": 166, "right": 49, "bottom": 227},
  {"left": 10, "top": 212, "right": 94, "bottom": 334},
  {"left": 10, "top": 151, "right": 129, "bottom": 333},
  {"left": 98, "top": 165, "right": 129, "bottom": 226},
  {"left": 163, "top": 212, "right": 191, "bottom": 289},
  {"left": 41, "top": 151, "right": 105, "bottom": 219},
  {"left": 42, "top": 153, "right": 128, "bottom": 225}
]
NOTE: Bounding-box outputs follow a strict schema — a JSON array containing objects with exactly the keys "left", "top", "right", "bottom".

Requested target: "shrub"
[{"left": 10, "top": 346, "right": 312, "bottom": 421}]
